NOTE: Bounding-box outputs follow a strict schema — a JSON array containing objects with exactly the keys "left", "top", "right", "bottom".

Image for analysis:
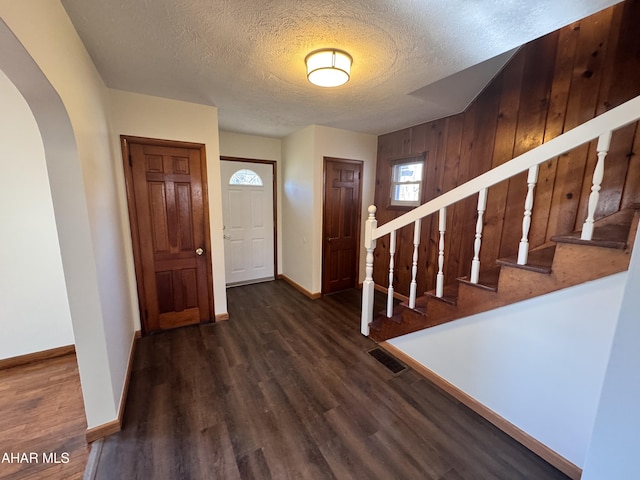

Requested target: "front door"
[
  {"left": 124, "top": 138, "right": 213, "bottom": 333},
  {"left": 220, "top": 160, "right": 275, "bottom": 286},
  {"left": 322, "top": 158, "right": 363, "bottom": 294}
]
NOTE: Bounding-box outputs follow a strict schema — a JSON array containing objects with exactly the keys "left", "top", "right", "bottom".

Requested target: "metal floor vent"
[{"left": 368, "top": 348, "right": 407, "bottom": 374}]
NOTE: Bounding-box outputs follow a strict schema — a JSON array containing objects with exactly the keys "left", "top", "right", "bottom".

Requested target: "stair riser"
[
  {"left": 551, "top": 243, "right": 630, "bottom": 283},
  {"left": 625, "top": 210, "right": 640, "bottom": 253}
]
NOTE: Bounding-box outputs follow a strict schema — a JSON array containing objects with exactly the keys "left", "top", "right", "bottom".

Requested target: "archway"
[{"left": 0, "top": 18, "right": 118, "bottom": 428}]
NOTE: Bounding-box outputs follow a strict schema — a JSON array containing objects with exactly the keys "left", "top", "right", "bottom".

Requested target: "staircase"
[
  {"left": 369, "top": 206, "right": 639, "bottom": 341},
  {"left": 361, "top": 96, "right": 640, "bottom": 341}
]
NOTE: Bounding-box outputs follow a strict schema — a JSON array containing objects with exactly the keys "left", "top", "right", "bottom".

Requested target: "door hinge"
[
  {"left": 145, "top": 309, "right": 148, "bottom": 320},
  {"left": 129, "top": 154, "right": 133, "bottom": 167}
]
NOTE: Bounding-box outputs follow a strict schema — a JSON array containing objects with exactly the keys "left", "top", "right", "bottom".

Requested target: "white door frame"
[{"left": 220, "top": 157, "right": 277, "bottom": 286}]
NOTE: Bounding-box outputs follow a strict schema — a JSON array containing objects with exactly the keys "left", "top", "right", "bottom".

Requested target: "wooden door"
[
  {"left": 220, "top": 160, "right": 275, "bottom": 286},
  {"left": 323, "top": 158, "right": 363, "bottom": 294},
  {"left": 123, "top": 137, "right": 213, "bottom": 334}
]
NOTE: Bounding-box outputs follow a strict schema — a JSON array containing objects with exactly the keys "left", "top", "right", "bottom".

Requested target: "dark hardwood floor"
[{"left": 93, "top": 280, "right": 569, "bottom": 480}]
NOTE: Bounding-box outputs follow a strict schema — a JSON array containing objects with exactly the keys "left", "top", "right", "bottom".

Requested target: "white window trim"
[{"left": 389, "top": 155, "right": 425, "bottom": 207}]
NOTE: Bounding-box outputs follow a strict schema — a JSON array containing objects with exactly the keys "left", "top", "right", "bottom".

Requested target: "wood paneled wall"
[{"left": 373, "top": 0, "right": 640, "bottom": 296}]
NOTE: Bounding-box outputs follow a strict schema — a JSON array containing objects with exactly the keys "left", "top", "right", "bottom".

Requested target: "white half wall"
[
  {"left": 282, "top": 125, "right": 377, "bottom": 294},
  {"left": 0, "top": 67, "right": 74, "bottom": 360},
  {"left": 582, "top": 227, "right": 640, "bottom": 480},
  {"left": 109, "top": 89, "right": 227, "bottom": 317},
  {"left": 389, "top": 273, "right": 626, "bottom": 468},
  {"left": 219, "top": 131, "right": 283, "bottom": 275}
]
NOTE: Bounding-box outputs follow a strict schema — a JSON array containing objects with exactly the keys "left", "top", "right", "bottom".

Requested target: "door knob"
[
  {"left": 223, "top": 235, "right": 231, "bottom": 240},
  {"left": 195, "top": 247, "right": 204, "bottom": 256}
]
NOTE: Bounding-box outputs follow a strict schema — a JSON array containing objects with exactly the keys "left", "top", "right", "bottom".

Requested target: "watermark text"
[{"left": 1, "top": 452, "right": 70, "bottom": 464}]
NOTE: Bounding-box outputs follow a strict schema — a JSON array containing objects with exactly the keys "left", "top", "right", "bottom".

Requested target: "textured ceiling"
[{"left": 61, "top": 0, "right": 622, "bottom": 137}]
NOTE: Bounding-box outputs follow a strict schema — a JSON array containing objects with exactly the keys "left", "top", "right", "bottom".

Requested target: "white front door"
[{"left": 221, "top": 160, "right": 275, "bottom": 286}]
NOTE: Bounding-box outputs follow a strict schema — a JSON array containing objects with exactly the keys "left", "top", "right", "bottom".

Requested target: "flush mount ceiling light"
[{"left": 305, "top": 49, "right": 352, "bottom": 87}]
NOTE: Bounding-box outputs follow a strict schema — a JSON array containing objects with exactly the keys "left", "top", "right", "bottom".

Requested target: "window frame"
[
  {"left": 388, "top": 153, "right": 426, "bottom": 209},
  {"left": 228, "top": 168, "right": 264, "bottom": 186}
]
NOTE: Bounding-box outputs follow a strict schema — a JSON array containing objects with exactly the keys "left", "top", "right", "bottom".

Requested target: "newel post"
[{"left": 361, "top": 205, "right": 377, "bottom": 336}]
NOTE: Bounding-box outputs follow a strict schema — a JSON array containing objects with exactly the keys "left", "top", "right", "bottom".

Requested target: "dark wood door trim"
[
  {"left": 220, "top": 156, "right": 278, "bottom": 278},
  {"left": 121, "top": 135, "right": 215, "bottom": 335},
  {"left": 322, "top": 157, "right": 364, "bottom": 294}
]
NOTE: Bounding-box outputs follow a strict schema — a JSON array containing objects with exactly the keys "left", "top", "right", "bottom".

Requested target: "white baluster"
[
  {"left": 517, "top": 165, "right": 539, "bottom": 265},
  {"left": 582, "top": 131, "right": 612, "bottom": 240},
  {"left": 470, "top": 189, "right": 488, "bottom": 284},
  {"left": 436, "top": 208, "right": 447, "bottom": 297},
  {"left": 387, "top": 230, "right": 397, "bottom": 318},
  {"left": 361, "top": 205, "right": 377, "bottom": 336},
  {"left": 409, "top": 219, "right": 421, "bottom": 308}
]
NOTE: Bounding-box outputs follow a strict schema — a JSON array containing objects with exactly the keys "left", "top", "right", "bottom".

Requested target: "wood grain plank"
[
  {"left": 549, "top": 9, "right": 614, "bottom": 235},
  {"left": 484, "top": 56, "right": 525, "bottom": 264},
  {"left": 440, "top": 115, "right": 465, "bottom": 287},
  {"left": 0, "top": 354, "right": 88, "bottom": 480},
  {"left": 622, "top": 122, "right": 640, "bottom": 207},
  {"left": 454, "top": 103, "right": 479, "bottom": 280},
  {"left": 534, "top": 20, "right": 581, "bottom": 244},
  {"left": 500, "top": 34, "right": 558, "bottom": 258}
]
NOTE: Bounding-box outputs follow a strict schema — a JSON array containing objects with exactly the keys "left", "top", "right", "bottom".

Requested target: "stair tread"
[
  {"left": 424, "top": 284, "right": 459, "bottom": 305},
  {"left": 552, "top": 223, "right": 629, "bottom": 249},
  {"left": 457, "top": 266, "right": 500, "bottom": 292},
  {"left": 398, "top": 300, "right": 428, "bottom": 315},
  {"left": 496, "top": 245, "right": 555, "bottom": 273}
]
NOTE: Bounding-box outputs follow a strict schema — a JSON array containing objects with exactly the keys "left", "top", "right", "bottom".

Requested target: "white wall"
[
  {"left": 389, "top": 273, "right": 626, "bottom": 468},
  {"left": 281, "top": 125, "right": 377, "bottom": 294},
  {"left": 582, "top": 227, "right": 640, "bottom": 480},
  {"left": 109, "top": 89, "right": 227, "bottom": 317},
  {"left": 0, "top": 68, "right": 74, "bottom": 360},
  {"left": 219, "top": 131, "right": 282, "bottom": 161},
  {"left": 219, "top": 131, "right": 283, "bottom": 275},
  {"left": 282, "top": 126, "right": 316, "bottom": 290},
  {"left": 0, "top": 1, "right": 137, "bottom": 428}
]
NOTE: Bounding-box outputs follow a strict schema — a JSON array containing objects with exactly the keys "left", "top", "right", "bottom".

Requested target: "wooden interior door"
[
  {"left": 323, "top": 158, "right": 363, "bottom": 294},
  {"left": 124, "top": 137, "right": 213, "bottom": 333}
]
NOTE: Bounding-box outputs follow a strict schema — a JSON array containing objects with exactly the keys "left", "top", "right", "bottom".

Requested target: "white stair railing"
[
  {"left": 582, "top": 131, "right": 613, "bottom": 240},
  {"left": 470, "top": 189, "right": 488, "bottom": 284},
  {"left": 387, "top": 230, "right": 396, "bottom": 318},
  {"left": 409, "top": 219, "right": 421, "bottom": 308},
  {"left": 361, "top": 95, "right": 640, "bottom": 336},
  {"left": 518, "top": 165, "right": 539, "bottom": 265},
  {"left": 436, "top": 208, "right": 446, "bottom": 298}
]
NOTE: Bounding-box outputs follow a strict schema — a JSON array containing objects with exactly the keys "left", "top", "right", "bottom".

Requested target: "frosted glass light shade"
[{"left": 305, "top": 49, "right": 352, "bottom": 87}]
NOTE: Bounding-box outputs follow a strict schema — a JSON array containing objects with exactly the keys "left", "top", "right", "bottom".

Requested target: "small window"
[
  {"left": 229, "top": 169, "right": 263, "bottom": 186},
  {"left": 390, "top": 157, "right": 424, "bottom": 207}
]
